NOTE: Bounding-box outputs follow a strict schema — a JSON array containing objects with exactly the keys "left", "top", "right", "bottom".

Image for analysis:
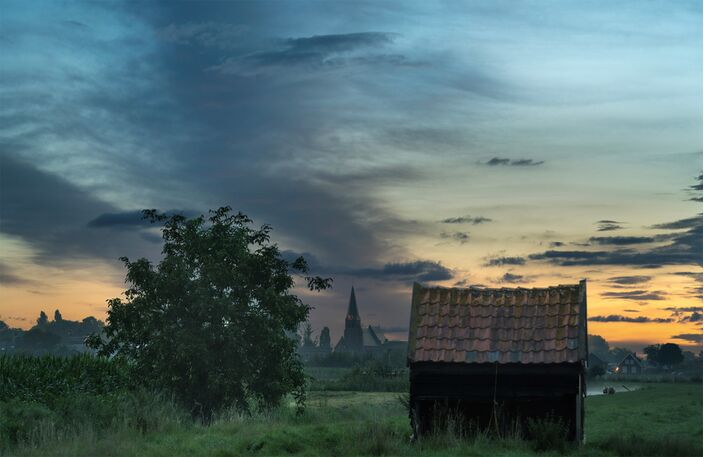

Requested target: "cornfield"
[{"left": 0, "top": 354, "right": 134, "bottom": 403}]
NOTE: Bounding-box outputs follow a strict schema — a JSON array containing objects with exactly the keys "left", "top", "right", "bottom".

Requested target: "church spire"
[{"left": 346, "top": 287, "right": 360, "bottom": 321}]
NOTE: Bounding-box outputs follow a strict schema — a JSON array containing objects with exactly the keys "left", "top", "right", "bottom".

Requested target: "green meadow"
[{"left": 3, "top": 383, "right": 701, "bottom": 457}]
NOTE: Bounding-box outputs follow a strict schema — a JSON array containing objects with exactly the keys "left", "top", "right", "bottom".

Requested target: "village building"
[
  {"left": 616, "top": 352, "right": 642, "bottom": 375},
  {"left": 588, "top": 352, "right": 606, "bottom": 370},
  {"left": 297, "top": 326, "right": 333, "bottom": 362},
  {"left": 334, "top": 287, "right": 386, "bottom": 354},
  {"left": 407, "top": 281, "right": 588, "bottom": 442}
]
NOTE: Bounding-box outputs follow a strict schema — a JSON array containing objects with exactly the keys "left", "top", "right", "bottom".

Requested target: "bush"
[
  {"left": 526, "top": 414, "right": 569, "bottom": 453},
  {"left": 0, "top": 391, "right": 186, "bottom": 450},
  {"left": 0, "top": 353, "right": 133, "bottom": 404}
]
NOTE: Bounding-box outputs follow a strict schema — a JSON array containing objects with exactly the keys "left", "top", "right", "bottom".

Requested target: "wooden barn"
[{"left": 407, "top": 281, "right": 587, "bottom": 442}]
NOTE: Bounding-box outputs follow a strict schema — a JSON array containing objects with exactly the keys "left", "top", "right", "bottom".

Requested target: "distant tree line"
[
  {"left": 0, "top": 311, "right": 102, "bottom": 356},
  {"left": 588, "top": 334, "right": 700, "bottom": 378}
]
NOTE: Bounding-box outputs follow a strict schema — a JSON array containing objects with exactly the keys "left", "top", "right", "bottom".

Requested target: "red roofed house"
[{"left": 407, "top": 281, "right": 587, "bottom": 442}]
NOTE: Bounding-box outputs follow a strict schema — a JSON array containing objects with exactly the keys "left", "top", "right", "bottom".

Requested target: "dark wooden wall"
[{"left": 410, "top": 362, "right": 584, "bottom": 441}]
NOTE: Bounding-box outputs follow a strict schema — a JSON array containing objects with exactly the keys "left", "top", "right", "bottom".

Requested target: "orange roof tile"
[{"left": 407, "top": 281, "right": 587, "bottom": 364}]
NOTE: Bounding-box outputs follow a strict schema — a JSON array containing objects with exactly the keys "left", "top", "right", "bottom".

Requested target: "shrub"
[{"left": 526, "top": 414, "right": 569, "bottom": 453}]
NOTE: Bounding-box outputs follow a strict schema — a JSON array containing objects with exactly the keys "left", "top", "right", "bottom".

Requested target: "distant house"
[
  {"left": 407, "top": 281, "right": 588, "bottom": 442},
  {"left": 616, "top": 353, "right": 642, "bottom": 375},
  {"left": 588, "top": 353, "right": 606, "bottom": 370},
  {"left": 297, "top": 326, "right": 333, "bottom": 362}
]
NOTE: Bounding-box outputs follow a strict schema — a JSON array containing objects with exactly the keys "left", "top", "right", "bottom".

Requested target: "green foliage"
[
  {"left": 588, "top": 334, "right": 610, "bottom": 360},
  {"left": 0, "top": 354, "right": 133, "bottom": 404},
  {"left": 588, "top": 364, "right": 606, "bottom": 378},
  {"left": 525, "top": 414, "right": 569, "bottom": 453},
  {"left": 4, "top": 384, "right": 703, "bottom": 457},
  {"left": 0, "top": 353, "right": 183, "bottom": 449},
  {"left": 596, "top": 433, "right": 701, "bottom": 457},
  {"left": 87, "top": 207, "right": 331, "bottom": 417},
  {"left": 0, "top": 391, "right": 185, "bottom": 449},
  {"left": 643, "top": 343, "right": 685, "bottom": 367},
  {"left": 15, "top": 328, "right": 60, "bottom": 354},
  {"left": 309, "top": 360, "right": 408, "bottom": 392}
]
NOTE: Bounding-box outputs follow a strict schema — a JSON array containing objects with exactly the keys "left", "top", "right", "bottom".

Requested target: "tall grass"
[
  {"left": 0, "top": 354, "right": 186, "bottom": 452},
  {"left": 0, "top": 354, "right": 133, "bottom": 403}
]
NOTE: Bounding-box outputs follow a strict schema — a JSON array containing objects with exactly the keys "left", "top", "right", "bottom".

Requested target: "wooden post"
[{"left": 576, "top": 372, "right": 582, "bottom": 443}]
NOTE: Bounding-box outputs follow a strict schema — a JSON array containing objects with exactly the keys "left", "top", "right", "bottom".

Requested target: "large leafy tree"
[
  {"left": 88, "top": 207, "right": 331, "bottom": 418},
  {"left": 643, "top": 343, "right": 684, "bottom": 368}
]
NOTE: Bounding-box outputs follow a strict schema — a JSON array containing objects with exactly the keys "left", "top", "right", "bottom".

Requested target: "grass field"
[{"left": 4, "top": 383, "right": 702, "bottom": 457}]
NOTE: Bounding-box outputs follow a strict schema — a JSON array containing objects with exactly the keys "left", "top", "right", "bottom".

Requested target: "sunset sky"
[{"left": 0, "top": 0, "right": 702, "bottom": 352}]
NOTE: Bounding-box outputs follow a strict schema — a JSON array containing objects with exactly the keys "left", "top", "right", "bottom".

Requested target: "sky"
[{"left": 0, "top": 0, "right": 702, "bottom": 352}]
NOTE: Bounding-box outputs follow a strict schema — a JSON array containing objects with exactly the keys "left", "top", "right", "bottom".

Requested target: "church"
[{"left": 334, "top": 287, "right": 387, "bottom": 354}]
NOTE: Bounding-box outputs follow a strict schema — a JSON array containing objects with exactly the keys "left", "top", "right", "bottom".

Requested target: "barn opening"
[{"left": 407, "top": 281, "right": 587, "bottom": 442}]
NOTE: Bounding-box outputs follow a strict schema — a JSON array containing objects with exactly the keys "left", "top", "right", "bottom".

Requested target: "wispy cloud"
[
  {"left": 157, "top": 22, "right": 246, "bottom": 49},
  {"left": 440, "top": 231, "right": 470, "bottom": 244},
  {"left": 498, "top": 272, "right": 526, "bottom": 284},
  {"left": 596, "top": 220, "right": 624, "bottom": 232},
  {"left": 440, "top": 215, "right": 492, "bottom": 225},
  {"left": 607, "top": 275, "right": 651, "bottom": 285},
  {"left": 529, "top": 215, "right": 702, "bottom": 268},
  {"left": 345, "top": 260, "right": 453, "bottom": 282},
  {"left": 601, "top": 290, "right": 666, "bottom": 301},
  {"left": 671, "top": 333, "right": 703, "bottom": 343},
  {"left": 589, "top": 315, "right": 673, "bottom": 323},
  {"left": 589, "top": 236, "right": 655, "bottom": 245},
  {"left": 210, "top": 32, "right": 407, "bottom": 76},
  {"left": 483, "top": 256, "right": 526, "bottom": 267},
  {"left": 482, "top": 157, "right": 544, "bottom": 167}
]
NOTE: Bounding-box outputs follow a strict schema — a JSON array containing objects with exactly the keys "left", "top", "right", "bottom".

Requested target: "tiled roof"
[{"left": 407, "top": 281, "right": 587, "bottom": 364}]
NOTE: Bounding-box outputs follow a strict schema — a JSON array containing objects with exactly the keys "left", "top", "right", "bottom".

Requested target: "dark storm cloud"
[
  {"left": 440, "top": 231, "right": 470, "bottom": 244},
  {"left": 671, "top": 333, "right": 703, "bottom": 343},
  {"left": 589, "top": 236, "right": 655, "bottom": 245},
  {"left": 685, "top": 286, "right": 703, "bottom": 299},
  {"left": 678, "top": 311, "right": 702, "bottom": 323},
  {"left": 649, "top": 216, "right": 701, "bottom": 230},
  {"left": 499, "top": 272, "right": 526, "bottom": 284},
  {"left": 0, "top": 154, "right": 160, "bottom": 263},
  {"left": 588, "top": 315, "right": 673, "bottom": 323},
  {"left": 348, "top": 260, "right": 453, "bottom": 282},
  {"left": 87, "top": 209, "right": 198, "bottom": 229},
  {"left": 596, "top": 220, "right": 624, "bottom": 231},
  {"left": 440, "top": 215, "right": 492, "bottom": 225},
  {"left": 662, "top": 306, "right": 702, "bottom": 313},
  {"left": 607, "top": 275, "right": 651, "bottom": 285},
  {"left": 484, "top": 256, "right": 526, "bottom": 267},
  {"left": 623, "top": 309, "right": 639, "bottom": 313},
  {"left": 483, "top": 157, "right": 544, "bottom": 167},
  {"left": 0, "top": 262, "right": 35, "bottom": 285},
  {"left": 282, "top": 250, "right": 454, "bottom": 283},
  {"left": 672, "top": 271, "right": 703, "bottom": 281},
  {"left": 686, "top": 173, "right": 702, "bottom": 202},
  {"left": 529, "top": 215, "right": 702, "bottom": 267},
  {"left": 550, "top": 241, "right": 565, "bottom": 247},
  {"left": 600, "top": 290, "right": 666, "bottom": 301}
]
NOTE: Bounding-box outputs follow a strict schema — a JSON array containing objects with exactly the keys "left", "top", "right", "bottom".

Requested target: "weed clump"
[{"left": 526, "top": 414, "right": 570, "bottom": 453}]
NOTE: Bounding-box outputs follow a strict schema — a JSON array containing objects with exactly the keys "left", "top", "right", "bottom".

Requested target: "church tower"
[{"left": 342, "top": 287, "right": 363, "bottom": 350}]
